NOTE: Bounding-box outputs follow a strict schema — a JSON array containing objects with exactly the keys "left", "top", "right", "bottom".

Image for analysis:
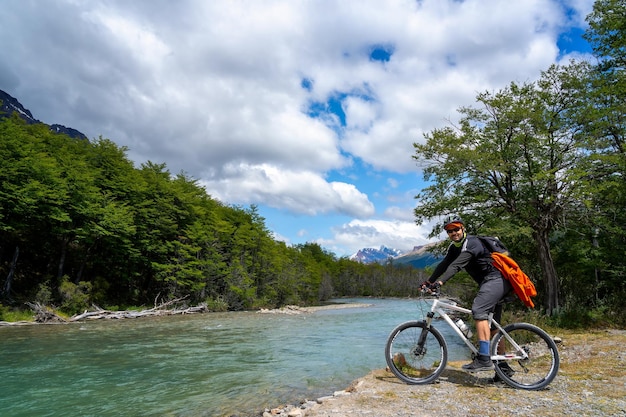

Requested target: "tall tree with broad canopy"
[
  {"left": 581, "top": 0, "right": 626, "bottom": 304},
  {"left": 413, "top": 62, "right": 592, "bottom": 315}
]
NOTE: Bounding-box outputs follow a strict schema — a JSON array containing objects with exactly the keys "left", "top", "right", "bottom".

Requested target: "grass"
[
  {"left": 0, "top": 308, "right": 34, "bottom": 322},
  {"left": 550, "top": 329, "right": 626, "bottom": 405}
]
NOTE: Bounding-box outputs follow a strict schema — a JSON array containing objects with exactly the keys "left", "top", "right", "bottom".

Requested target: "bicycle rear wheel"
[
  {"left": 385, "top": 320, "right": 448, "bottom": 384},
  {"left": 491, "top": 322, "right": 560, "bottom": 390}
]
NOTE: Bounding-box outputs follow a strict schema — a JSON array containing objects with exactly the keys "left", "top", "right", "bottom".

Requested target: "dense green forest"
[
  {"left": 0, "top": 115, "right": 428, "bottom": 315},
  {"left": 1, "top": 0, "right": 624, "bottom": 326}
]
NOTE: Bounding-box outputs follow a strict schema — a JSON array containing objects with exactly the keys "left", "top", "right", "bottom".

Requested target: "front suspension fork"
[{"left": 415, "top": 312, "right": 436, "bottom": 352}]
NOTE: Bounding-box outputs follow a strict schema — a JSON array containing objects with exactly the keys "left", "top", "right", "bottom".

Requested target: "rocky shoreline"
[
  {"left": 257, "top": 303, "right": 374, "bottom": 315},
  {"left": 255, "top": 329, "right": 625, "bottom": 417}
]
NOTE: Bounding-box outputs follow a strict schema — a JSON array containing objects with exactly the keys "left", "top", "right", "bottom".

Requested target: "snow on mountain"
[
  {"left": 349, "top": 246, "right": 405, "bottom": 264},
  {"left": 350, "top": 242, "right": 442, "bottom": 269},
  {"left": 0, "top": 89, "right": 88, "bottom": 140}
]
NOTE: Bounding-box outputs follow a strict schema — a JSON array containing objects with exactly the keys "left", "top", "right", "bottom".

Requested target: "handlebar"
[{"left": 420, "top": 286, "right": 441, "bottom": 298}]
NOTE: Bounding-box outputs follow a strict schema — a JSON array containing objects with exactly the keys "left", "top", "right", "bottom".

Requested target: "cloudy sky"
[{"left": 1, "top": 0, "right": 594, "bottom": 257}]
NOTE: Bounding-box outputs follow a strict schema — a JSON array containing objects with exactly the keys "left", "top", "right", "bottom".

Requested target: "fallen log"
[
  {"left": 0, "top": 297, "right": 210, "bottom": 326},
  {"left": 68, "top": 296, "right": 209, "bottom": 321}
]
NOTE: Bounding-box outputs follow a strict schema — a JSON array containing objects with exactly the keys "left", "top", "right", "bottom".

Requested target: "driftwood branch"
[
  {"left": 146, "top": 295, "right": 189, "bottom": 312},
  {"left": 0, "top": 296, "right": 209, "bottom": 326},
  {"left": 25, "top": 302, "right": 68, "bottom": 323},
  {"left": 69, "top": 296, "right": 205, "bottom": 321}
]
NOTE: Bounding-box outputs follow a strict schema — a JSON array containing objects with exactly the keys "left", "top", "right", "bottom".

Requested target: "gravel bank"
[{"left": 259, "top": 329, "right": 625, "bottom": 417}]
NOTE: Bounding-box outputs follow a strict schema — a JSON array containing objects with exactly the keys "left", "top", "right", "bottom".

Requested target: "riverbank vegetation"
[
  {"left": 1, "top": 0, "right": 624, "bottom": 327},
  {"left": 0, "top": 114, "right": 430, "bottom": 317}
]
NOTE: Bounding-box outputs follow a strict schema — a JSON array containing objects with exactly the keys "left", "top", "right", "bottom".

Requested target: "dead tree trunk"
[{"left": 1, "top": 246, "right": 19, "bottom": 298}]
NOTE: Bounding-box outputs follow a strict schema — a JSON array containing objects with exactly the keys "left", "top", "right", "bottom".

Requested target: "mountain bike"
[{"left": 384, "top": 290, "right": 560, "bottom": 390}]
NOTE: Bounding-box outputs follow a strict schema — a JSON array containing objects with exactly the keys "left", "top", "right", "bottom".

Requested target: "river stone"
[{"left": 287, "top": 408, "right": 303, "bottom": 417}]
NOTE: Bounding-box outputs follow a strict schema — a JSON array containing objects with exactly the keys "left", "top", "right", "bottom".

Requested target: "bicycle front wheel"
[
  {"left": 385, "top": 320, "right": 448, "bottom": 385},
  {"left": 491, "top": 322, "right": 560, "bottom": 390}
]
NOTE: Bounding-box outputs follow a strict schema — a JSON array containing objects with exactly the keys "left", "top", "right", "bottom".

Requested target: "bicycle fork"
[{"left": 413, "top": 312, "right": 436, "bottom": 357}]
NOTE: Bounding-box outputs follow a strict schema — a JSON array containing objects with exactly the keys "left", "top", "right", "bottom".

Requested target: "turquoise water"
[{"left": 0, "top": 298, "right": 471, "bottom": 417}]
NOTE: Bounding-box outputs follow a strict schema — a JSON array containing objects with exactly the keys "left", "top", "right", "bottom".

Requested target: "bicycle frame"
[{"left": 423, "top": 298, "right": 529, "bottom": 361}]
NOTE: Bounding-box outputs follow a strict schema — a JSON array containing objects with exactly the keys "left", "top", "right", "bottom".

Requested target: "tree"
[
  {"left": 579, "top": 0, "right": 626, "bottom": 312},
  {"left": 585, "top": 0, "right": 626, "bottom": 73},
  {"left": 583, "top": 0, "right": 625, "bottom": 157},
  {"left": 413, "top": 62, "right": 593, "bottom": 315}
]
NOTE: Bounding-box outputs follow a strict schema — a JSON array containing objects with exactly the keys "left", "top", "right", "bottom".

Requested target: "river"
[{"left": 0, "top": 298, "right": 471, "bottom": 417}]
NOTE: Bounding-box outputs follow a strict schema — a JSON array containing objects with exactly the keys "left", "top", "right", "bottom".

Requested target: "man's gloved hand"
[
  {"left": 420, "top": 281, "right": 441, "bottom": 292},
  {"left": 420, "top": 280, "right": 441, "bottom": 291}
]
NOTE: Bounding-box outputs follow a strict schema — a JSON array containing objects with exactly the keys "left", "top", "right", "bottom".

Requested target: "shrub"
[
  {"left": 58, "top": 276, "right": 92, "bottom": 315},
  {"left": 205, "top": 296, "right": 228, "bottom": 312}
]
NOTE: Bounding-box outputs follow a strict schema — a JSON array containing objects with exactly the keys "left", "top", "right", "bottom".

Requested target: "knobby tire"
[
  {"left": 491, "top": 322, "right": 560, "bottom": 390},
  {"left": 385, "top": 320, "right": 448, "bottom": 385}
]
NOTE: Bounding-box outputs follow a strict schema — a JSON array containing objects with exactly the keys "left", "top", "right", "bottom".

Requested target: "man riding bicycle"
[{"left": 421, "top": 216, "right": 513, "bottom": 379}]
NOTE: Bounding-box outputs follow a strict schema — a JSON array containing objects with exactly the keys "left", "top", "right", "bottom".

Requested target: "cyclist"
[{"left": 421, "top": 216, "right": 513, "bottom": 378}]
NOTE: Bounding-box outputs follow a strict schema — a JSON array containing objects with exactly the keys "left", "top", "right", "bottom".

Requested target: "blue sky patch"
[
  {"left": 301, "top": 77, "right": 313, "bottom": 91},
  {"left": 306, "top": 92, "right": 349, "bottom": 127},
  {"left": 557, "top": 27, "right": 593, "bottom": 56},
  {"left": 369, "top": 44, "right": 394, "bottom": 62}
]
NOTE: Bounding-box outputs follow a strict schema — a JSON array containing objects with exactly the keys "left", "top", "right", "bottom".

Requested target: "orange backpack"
[
  {"left": 477, "top": 236, "right": 538, "bottom": 308},
  {"left": 491, "top": 252, "right": 537, "bottom": 308}
]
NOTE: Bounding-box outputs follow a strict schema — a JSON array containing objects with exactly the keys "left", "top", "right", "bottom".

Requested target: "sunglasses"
[{"left": 446, "top": 227, "right": 462, "bottom": 233}]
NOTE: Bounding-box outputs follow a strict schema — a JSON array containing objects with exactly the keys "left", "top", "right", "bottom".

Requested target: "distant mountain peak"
[
  {"left": 350, "top": 242, "right": 441, "bottom": 269},
  {"left": 349, "top": 246, "right": 404, "bottom": 264},
  {"left": 0, "top": 89, "right": 87, "bottom": 140},
  {"left": 0, "top": 89, "right": 36, "bottom": 122}
]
